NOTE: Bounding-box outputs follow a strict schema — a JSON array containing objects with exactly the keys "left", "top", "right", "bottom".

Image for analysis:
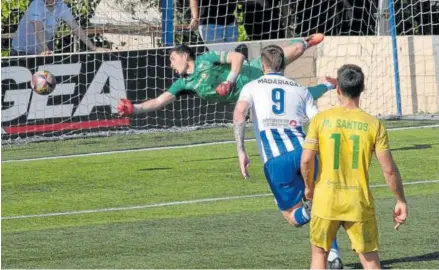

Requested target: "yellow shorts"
[{"left": 310, "top": 215, "right": 379, "bottom": 253}]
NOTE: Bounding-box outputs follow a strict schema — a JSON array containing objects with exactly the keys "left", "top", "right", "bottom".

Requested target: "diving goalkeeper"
[{"left": 117, "top": 34, "right": 334, "bottom": 116}]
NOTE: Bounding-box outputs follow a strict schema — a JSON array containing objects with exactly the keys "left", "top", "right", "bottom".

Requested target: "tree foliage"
[
  {"left": 67, "top": 0, "right": 101, "bottom": 27},
  {"left": 1, "top": 0, "right": 31, "bottom": 34}
]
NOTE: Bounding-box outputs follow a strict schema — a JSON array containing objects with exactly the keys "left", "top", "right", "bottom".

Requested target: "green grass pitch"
[{"left": 2, "top": 124, "right": 439, "bottom": 268}]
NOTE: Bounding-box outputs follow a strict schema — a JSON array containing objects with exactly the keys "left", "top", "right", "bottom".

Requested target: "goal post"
[
  {"left": 388, "top": 0, "right": 403, "bottom": 116},
  {"left": 1, "top": 0, "right": 438, "bottom": 143}
]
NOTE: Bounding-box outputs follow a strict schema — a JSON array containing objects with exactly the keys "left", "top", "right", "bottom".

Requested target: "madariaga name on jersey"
[{"left": 257, "top": 78, "right": 300, "bottom": 87}]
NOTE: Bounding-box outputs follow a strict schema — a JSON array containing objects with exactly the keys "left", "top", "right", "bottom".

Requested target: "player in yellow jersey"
[{"left": 300, "top": 64, "right": 408, "bottom": 269}]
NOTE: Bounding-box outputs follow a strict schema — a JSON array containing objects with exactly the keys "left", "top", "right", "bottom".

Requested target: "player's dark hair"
[
  {"left": 261, "top": 45, "right": 285, "bottom": 72},
  {"left": 337, "top": 64, "right": 365, "bottom": 98},
  {"left": 170, "top": 44, "right": 196, "bottom": 60}
]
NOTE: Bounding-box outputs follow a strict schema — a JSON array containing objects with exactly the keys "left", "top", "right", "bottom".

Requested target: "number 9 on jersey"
[{"left": 272, "top": 88, "right": 285, "bottom": 115}]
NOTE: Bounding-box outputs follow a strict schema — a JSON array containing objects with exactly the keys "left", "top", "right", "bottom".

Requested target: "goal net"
[{"left": 1, "top": 0, "right": 438, "bottom": 143}]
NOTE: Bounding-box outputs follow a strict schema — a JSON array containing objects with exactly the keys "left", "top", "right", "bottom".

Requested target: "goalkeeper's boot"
[{"left": 305, "top": 33, "right": 325, "bottom": 48}]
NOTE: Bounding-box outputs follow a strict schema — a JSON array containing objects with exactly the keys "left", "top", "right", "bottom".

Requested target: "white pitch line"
[
  {"left": 2, "top": 140, "right": 240, "bottom": 163},
  {"left": 2, "top": 179, "right": 438, "bottom": 220},
  {"left": 2, "top": 124, "right": 438, "bottom": 164},
  {"left": 385, "top": 124, "right": 439, "bottom": 131},
  {"left": 2, "top": 193, "right": 271, "bottom": 220}
]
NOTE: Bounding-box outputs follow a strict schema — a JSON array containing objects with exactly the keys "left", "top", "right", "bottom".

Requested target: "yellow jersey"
[{"left": 303, "top": 107, "right": 390, "bottom": 221}]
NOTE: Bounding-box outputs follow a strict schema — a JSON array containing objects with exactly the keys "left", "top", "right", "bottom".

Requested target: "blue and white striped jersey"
[{"left": 238, "top": 73, "right": 318, "bottom": 163}]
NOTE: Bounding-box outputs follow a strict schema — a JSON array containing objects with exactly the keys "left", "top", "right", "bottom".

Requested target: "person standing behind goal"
[
  {"left": 11, "top": 0, "right": 96, "bottom": 56},
  {"left": 301, "top": 64, "right": 408, "bottom": 269},
  {"left": 233, "top": 45, "right": 343, "bottom": 269},
  {"left": 188, "top": 0, "right": 238, "bottom": 46}
]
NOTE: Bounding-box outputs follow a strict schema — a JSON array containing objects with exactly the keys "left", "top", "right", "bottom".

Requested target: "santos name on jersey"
[{"left": 238, "top": 73, "right": 318, "bottom": 163}]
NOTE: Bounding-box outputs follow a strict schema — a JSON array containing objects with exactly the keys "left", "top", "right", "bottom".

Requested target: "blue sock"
[
  {"left": 293, "top": 206, "right": 310, "bottom": 226},
  {"left": 328, "top": 238, "right": 341, "bottom": 261},
  {"left": 331, "top": 239, "right": 339, "bottom": 251}
]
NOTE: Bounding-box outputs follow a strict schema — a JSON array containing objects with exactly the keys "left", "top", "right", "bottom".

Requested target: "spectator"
[
  {"left": 11, "top": 0, "right": 96, "bottom": 56},
  {"left": 188, "top": 0, "right": 238, "bottom": 44}
]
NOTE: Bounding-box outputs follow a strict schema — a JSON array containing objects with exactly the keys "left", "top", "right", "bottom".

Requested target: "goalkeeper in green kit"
[{"left": 117, "top": 33, "right": 335, "bottom": 116}]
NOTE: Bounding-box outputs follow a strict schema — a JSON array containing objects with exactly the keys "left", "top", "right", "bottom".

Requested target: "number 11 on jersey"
[{"left": 330, "top": 133, "right": 360, "bottom": 170}]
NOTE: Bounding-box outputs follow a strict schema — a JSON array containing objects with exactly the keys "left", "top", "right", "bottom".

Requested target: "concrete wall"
[
  {"left": 103, "top": 33, "right": 160, "bottom": 50},
  {"left": 246, "top": 36, "right": 439, "bottom": 116}
]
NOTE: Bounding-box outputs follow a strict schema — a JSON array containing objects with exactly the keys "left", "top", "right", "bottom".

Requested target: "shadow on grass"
[
  {"left": 139, "top": 167, "right": 173, "bottom": 171},
  {"left": 345, "top": 251, "right": 439, "bottom": 269},
  {"left": 187, "top": 154, "right": 260, "bottom": 163},
  {"left": 392, "top": 143, "right": 439, "bottom": 152}
]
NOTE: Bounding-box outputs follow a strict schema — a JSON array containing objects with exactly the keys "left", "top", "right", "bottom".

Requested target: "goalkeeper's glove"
[
  {"left": 117, "top": 98, "right": 134, "bottom": 116},
  {"left": 215, "top": 81, "right": 235, "bottom": 96}
]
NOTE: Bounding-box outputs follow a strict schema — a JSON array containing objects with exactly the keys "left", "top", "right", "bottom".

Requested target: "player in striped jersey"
[{"left": 233, "top": 45, "right": 342, "bottom": 269}]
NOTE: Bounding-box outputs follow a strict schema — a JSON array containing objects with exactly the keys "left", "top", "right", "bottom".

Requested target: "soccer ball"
[{"left": 31, "top": 70, "right": 56, "bottom": 95}]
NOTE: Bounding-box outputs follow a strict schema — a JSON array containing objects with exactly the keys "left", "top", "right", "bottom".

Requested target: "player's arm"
[
  {"left": 306, "top": 77, "right": 337, "bottom": 100},
  {"left": 117, "top": 78, "right": 188, "bottom": 116},
  {"left": 233, "top": 100, "right": 250, "bottom": 179},
  {"left": 376, "top": 150, "right": 407, "bottom": 230},
  {"left": 301, "top": 149, "right": 316, "bottom": 199},
  {"left": 374, "top": 122, "right": 407, "bottom": 229},
  {"left": 301, "top": 117, "right": 320, "bottom": 199},
  {"left": 233, "top": 100, "right": 249, "bottom": 152},
  {"left": 304, "top": 88, "right": 318, "bottom": 120},
  {"left": 117, "top": 92, "right": 176, "bottom": 116},
  {"left": 233, "top": 84, "right": 252, "bottom": 179},
  {"left": 300, "top": 90, "right": 318, "bottom": 190},
  {"left": 215, "top": 52, "right": 245, "bottom": 96},
  {"left": 200, "top": 50, "right": 245, "bottom": 80},
  {"left": 376, "top": 151, "right": 406, "bottom": 203},
  {"left": 225, "top": 52, "right": 245, "bottom": 81}
]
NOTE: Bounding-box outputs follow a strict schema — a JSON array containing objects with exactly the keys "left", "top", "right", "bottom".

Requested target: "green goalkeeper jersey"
[
  {"left": 167, "top": 51, "right": 265, "bottom": 103},
  {"left": 167, "top": 51, "right": 328, "bottom": 103}
]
